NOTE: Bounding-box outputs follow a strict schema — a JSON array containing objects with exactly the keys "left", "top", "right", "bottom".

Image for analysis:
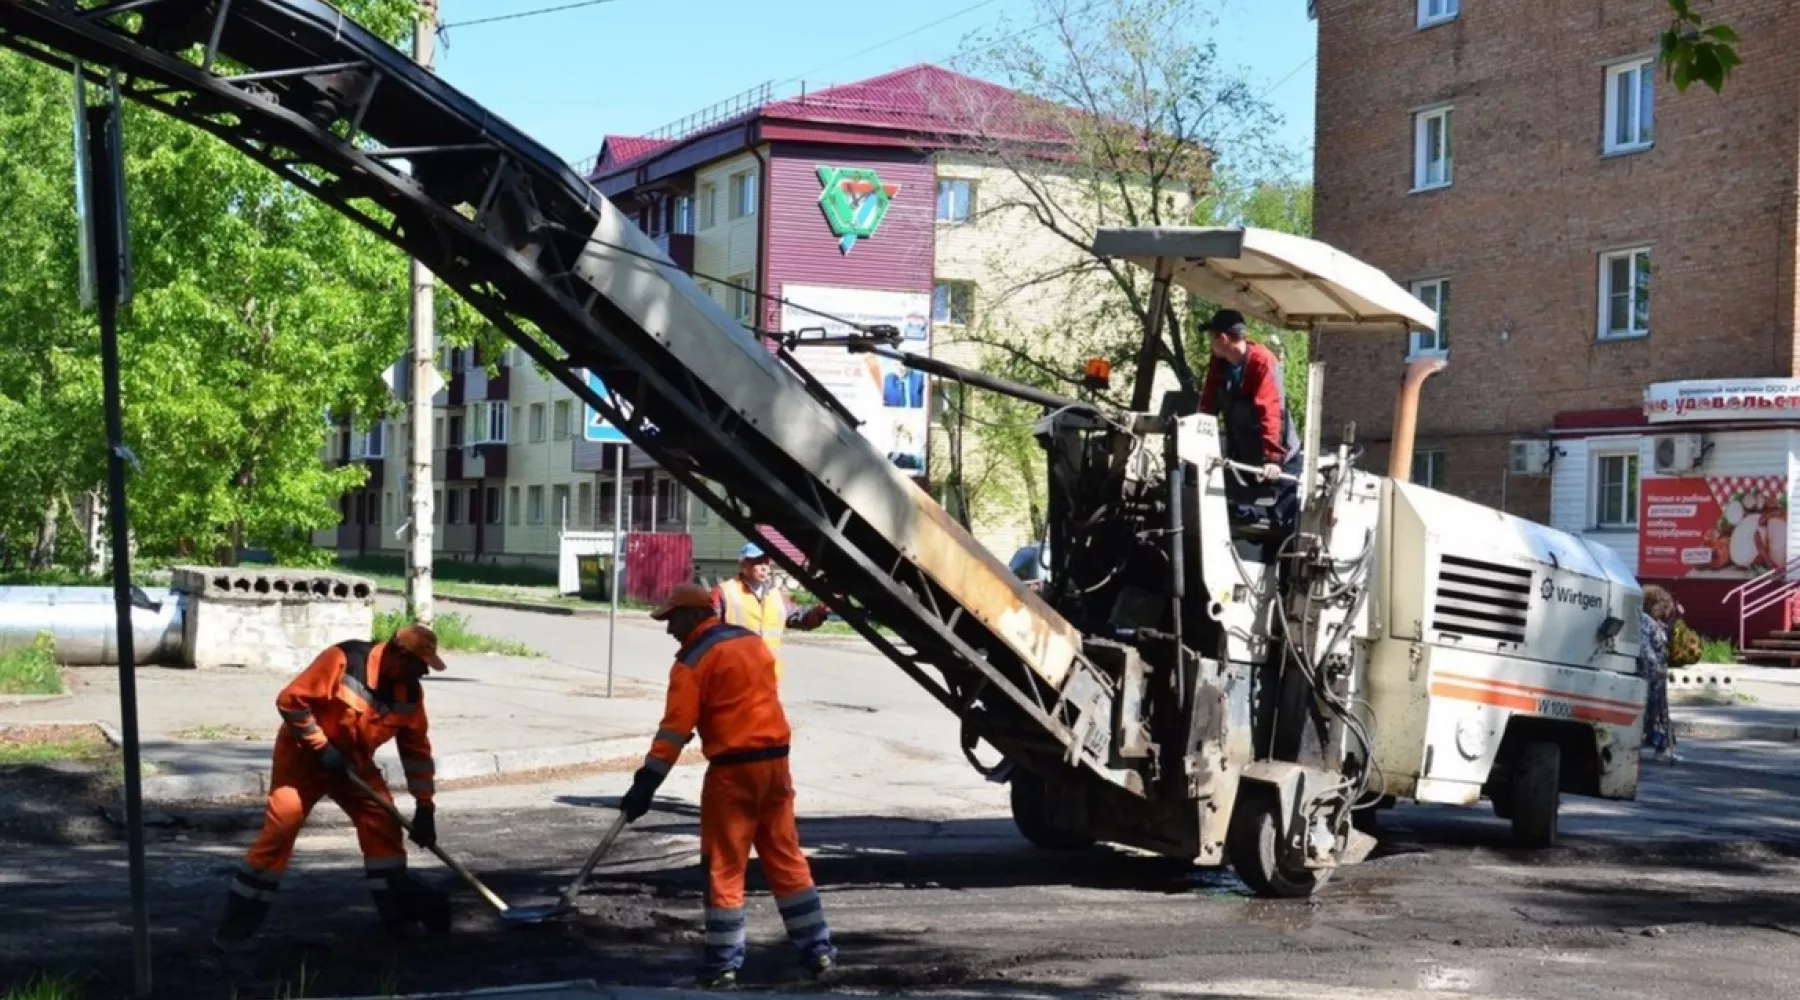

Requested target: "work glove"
[
  {"left": 318, "top": 744, "right": 350, "bottom": 773},
  {"left": 799, "top": 604, "right": 831, "bottom": 629},
  {"left": 620, "top": 766, "right": 663, "bottom": 823},
  {"left": 409, "top": 802, "right": 437, "bottom": 850}
]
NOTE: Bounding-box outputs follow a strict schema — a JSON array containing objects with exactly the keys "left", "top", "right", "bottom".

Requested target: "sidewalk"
[{"left": 0, "top": 645, "right": 668, "bottom": 804}]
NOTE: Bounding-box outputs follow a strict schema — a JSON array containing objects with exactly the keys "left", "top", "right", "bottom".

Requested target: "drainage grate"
[{"left": 1432, "top": 554, "right": 1531, "bottom": 644}]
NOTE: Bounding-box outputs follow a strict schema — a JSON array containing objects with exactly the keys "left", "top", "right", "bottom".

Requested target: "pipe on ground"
[
  {"left": 0, "top": 587, "right": 186, "bottom": 666},
  {"left": 1387, "top": 356, "right": 1448, "bottom": 482}
]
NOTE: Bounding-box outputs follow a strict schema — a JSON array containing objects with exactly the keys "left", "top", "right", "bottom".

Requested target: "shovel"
[
  {"left": 501, "top": 808, "right": 632, "bottom": 925},
  {"left": 342, "top": 768, "right": 547, "bottom": 926}
]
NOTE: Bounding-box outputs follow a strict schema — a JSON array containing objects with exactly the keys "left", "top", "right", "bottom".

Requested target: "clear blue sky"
[{"left": 434, "top": 0, "right": 1316, "bottom": 176}]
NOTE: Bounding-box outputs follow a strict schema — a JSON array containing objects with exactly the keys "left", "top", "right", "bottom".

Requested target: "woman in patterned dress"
[{"left": 1637, "top": 585, "right": 1679, "bottom": 764}]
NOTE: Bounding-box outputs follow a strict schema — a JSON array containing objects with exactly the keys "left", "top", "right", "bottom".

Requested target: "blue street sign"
[{"left": 583, "top": 371, "right": 630, "bottom": 443}]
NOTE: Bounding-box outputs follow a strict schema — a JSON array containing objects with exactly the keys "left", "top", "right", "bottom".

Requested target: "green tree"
[
  {"left": 0, "top": 0, "right": 487, "bottom": 568},
  {"left": 1661, "top": 0, "right": 1739, "bottom": 94}
]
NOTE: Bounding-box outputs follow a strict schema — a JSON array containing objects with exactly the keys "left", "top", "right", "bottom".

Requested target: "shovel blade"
[{"left": 500, "top": 903, "right": 571, "bottom": 925}]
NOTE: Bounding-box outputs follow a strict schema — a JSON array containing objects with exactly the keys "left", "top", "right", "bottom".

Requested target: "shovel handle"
[
  {"left": 343, "top": 768, "right": 513, "bottom": 916},
  {"left": 559, "top": 809, "right": 630, "bottom": 906}
]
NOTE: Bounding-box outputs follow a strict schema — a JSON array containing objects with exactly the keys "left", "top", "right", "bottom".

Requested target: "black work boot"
[
  {"left": 397, "top": 872, "right": 453, "bottom": 935},
  {"left": 212, "top": 887, "right": 271, "bottom": 954},
  {"left": 372, "top": 872, "right": 425, "bottom": 940}
]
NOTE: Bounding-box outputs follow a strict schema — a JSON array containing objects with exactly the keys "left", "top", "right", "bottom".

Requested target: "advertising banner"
[
  {"left": 1638, "top": 475, "right": 1789, "bottom": 578},
  {"left": 779, "top": 283, "right": 932, "bottom": 479},
  {"left": 1643, "top": 378, "right": 1800, "bottom": 423}
]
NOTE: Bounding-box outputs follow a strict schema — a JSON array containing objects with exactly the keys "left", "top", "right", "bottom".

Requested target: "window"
[
  {"left": 1417, "top": 0, "right": 1457, "bottom": 27},
  {"left": 729, "top": 170, "right": 757, "bottom": 219},
  {"left": 728, "top": 274, "right": 756, "bottom": 324},
  {"left": 1411, "top": 449, "right": 1446, "bottom": 490},
  {"left": 1604, "top": 57, "right": 1655, "bottom": 154},
  {"left": 698, "top": 183, "right": 717, "bottom": 228},
  {"left": 433, "top": 488, "right": 442, "bottom": 524},
  {"left": 446, "top": 488, "right": 461, "bottom": 525},
  {"left": 577, "top": 482, "right": 593, "bottom": 528},
  {"left": 936, "top": 178, "right": 975, "bottom": 223},
  {"left": 508, "top": 485, "right": 521, "bottom": 526},
  {"left": 468, "top": 401, "right": 507, "bottom": 444},
  {"left": 383, "top": 491, "right": 393, "bottom": 525},
  {"left": 447, "top": 347, "right": 466, "bottom": 373},
  {"left": 486, "top": 486, "right": 502, "bottom": 525},
  {"left": 674, "top": 195, "right": 695, "bottom": 235},
  {"left": 656, "top": 478, "right": 684, "bottom": 521},
  {"left": 1595, "top": 452, "right": 1640, "bottom": 528},
  {"left": 448, "top": 414, "right": 465, "bottom": 447},
  {"left": 511, "top": 406, "right": 523, "bottom": 440},
  {"left": 1408, "top": 278, "right": 1450, "bottom": 356},
  {"left": 1598, "top": 247, "right": 1651, "bottom": 340},
  {"left": 553, "top": 484, "right": 571, "bottom": 527},
  {"left": 467, "top": 486, "right": 481, "bottom": 525},
  {"left": 599, "top": 481, "right": 617, "bottom": 525},
  {"left": 1413, "top": 107, "right": 1453, "bottom": 191},
  {"left": 433, "top": 416, "right": 444, "bottom": 447},
  {"left": 932, "top": 281, "right": 975, "bottom": 326},
  {"left": 529, "top": 403, "right": 547, "bottom": 443},
  {"left": 351, "top": 422, "right": 385, "bottom": 460},
  {"left": 527, "top": 485, "right": 546, "bottom": 525},
  {"left": 553, "top": 400, "right": 572, "bottom": 441}
]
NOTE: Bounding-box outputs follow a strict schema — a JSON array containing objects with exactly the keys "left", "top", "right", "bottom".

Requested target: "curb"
[
  {"left": 375, "top": 588, "right": 885, "bottom": 650},
  {"left": 376, "top": 586, "right": 632, "bottom": 619},
  {"left": 1672, "top": 718, "right": 1800, "bottom": 743},
  {"left": 134, "top": 735, "right": 645, "bottom": 805},
  {"left": 0, "top": 692, "right": 76, "bottom": 709}
]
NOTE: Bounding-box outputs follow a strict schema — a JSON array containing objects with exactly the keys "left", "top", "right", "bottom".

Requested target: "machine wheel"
[
  {"left": 1489, "top": 790, "right": 1513, "bottom": 821},
  {"left": 1008, "top": 770, "right": 1094, "bottom": 851},
  {"left": 1509, "top": 741, "right": 1561, "bottom": 849},
  {"left": 1227, "top": 789, "right": 1329, "bottom": 899}
]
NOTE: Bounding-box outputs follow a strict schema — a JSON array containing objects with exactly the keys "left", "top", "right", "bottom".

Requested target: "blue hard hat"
[{"left": 739, "top": 542, "right": 766, "bottom": 560}]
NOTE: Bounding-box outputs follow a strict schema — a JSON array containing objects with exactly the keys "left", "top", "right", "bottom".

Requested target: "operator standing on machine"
[{"left": 1198, "top": 308, "right": 1303, "bottom": 534}]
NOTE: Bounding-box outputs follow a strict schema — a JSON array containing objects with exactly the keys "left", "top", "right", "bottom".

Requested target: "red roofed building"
[{"left": 580, "top": 65, "right": 1102, "bottom": 577}]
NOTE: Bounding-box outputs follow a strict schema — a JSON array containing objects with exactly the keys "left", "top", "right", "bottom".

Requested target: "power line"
[
  {"left": 1257, "top": 52, "right": 1315, "bottom": 102},
  {"left": 777, "top": 0, "right": 1005, "bottom": 88},
  {"left": 439, "top": 0, "right": 626, "bottom": 31},
  {"left": 941, "top": 0, "right": 1111, "bottom": 70}
]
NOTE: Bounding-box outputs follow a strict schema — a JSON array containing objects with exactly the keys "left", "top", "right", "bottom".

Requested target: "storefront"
[{"left": 1549, "top": 378, "right": 1800, "bottom": 642}]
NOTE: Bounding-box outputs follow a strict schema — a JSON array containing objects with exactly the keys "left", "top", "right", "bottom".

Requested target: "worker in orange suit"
[
  {"left": 212, "top": 624, "right": 451, "bottom": 956},
  {"left": 621, "top": 582, "right": 838, "bottom": 989},
  {"left": 712, "top": 541, "right": 829, "bottom": 683}
]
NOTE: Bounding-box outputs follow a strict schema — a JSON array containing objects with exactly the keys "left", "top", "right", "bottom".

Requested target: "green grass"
[
  {"left": 0, "top": 633, "right": 62, "bottom": 696},
  {"left": 373, "top": 609, "right": 540, "bottom": 657},
  {"left": 1699, "top": 636, "right": 1737, "bottom": 664},
  {"left": 2, "top": 973, "right": 83, "bottom": 1000},
  {"left": 0, "top": 726, "right": 112, "bottom": 767}
]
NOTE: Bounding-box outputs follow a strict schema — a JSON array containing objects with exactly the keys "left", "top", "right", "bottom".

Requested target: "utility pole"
[{"left": 405, "top": 0, "right": 438, "bottom": 626}]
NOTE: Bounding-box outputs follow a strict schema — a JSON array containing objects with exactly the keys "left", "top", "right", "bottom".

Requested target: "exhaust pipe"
[{"left": 1387, "top": 356, "right": 1447, "bottom": 482}]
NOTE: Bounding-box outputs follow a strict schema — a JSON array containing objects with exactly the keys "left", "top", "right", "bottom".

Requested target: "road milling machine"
[{"left": 0, "top": 0, "right": 1650, "bottom": 899}]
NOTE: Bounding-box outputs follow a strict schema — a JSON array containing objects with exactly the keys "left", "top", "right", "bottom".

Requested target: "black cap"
[{"left": 1207, "top": 308, "right": 1247, "bottom": 337}]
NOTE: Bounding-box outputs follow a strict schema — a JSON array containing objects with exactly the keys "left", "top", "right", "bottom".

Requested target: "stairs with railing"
[{"left": 1724, "top": 555, "right": 1800, "bottom": 664}]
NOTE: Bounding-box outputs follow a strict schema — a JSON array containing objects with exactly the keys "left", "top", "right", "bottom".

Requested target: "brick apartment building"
[{"left": 1312, "top": 0, "right": 1800, "bottom": 639}]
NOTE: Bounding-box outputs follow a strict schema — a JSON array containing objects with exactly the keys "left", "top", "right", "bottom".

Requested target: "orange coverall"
[
  {"left": 227, "top": 640, "right": 437, "bottom": 906},
  {"left": 643, "top": 617, "right": 833, "bottom": 975}
]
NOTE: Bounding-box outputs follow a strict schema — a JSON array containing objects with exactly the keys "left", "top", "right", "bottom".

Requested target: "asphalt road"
[{"left": 5, "top": 611, "right": 1800, "bottom": 999}]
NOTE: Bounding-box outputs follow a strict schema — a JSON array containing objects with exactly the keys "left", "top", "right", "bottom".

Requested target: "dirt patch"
[
  {"left": 171, "top": 723, "right": 263, "bottom": 742},
  {"left": 0, "top": 724, "right": 122, "bottom": 846}
]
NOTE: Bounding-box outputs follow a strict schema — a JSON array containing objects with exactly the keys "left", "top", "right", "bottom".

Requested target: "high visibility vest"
[{"left": 716, "top": 577, "right": 791, "bottom": 681}]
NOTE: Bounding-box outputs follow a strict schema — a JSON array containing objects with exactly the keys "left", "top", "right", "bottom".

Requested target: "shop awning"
[{"left": 1091, "top": 226, "right": 1437, "bottom": 335}]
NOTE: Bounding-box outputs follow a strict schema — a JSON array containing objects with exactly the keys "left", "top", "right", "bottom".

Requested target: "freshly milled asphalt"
[{"left": 4, "top": 608, "right": 1800, "bottom": 999}]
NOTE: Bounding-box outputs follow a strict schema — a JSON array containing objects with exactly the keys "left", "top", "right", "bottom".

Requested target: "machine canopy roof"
[{"left": 1091, "top": 226, "right": 1438, "bottom": 335}]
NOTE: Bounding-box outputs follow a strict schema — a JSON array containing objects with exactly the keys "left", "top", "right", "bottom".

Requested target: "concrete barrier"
[{"left": 173, "top": 566, "right": 375, "bottom": 673}]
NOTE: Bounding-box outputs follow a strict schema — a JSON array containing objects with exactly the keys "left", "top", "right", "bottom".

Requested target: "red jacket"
[{"left": 1199, "top": 342, "right": 1290, "bottom": 465}]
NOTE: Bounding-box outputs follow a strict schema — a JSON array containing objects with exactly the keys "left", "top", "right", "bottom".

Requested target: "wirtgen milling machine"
[{"left": 0, "top": 0, "right": 1649, "bottom": 897}]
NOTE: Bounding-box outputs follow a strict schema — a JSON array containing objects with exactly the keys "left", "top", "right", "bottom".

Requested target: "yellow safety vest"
[{"left": 716, "top": 577, "right": 791, "bottom": 681}]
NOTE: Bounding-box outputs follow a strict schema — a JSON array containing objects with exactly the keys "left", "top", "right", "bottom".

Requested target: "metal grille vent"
[{"left": 1432, "top": 554, "right": 1531, "bottom": 644}]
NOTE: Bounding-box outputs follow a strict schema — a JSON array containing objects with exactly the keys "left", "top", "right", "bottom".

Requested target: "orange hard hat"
[
  {"left": 650, "top": 582, "right": 714, "bottom": 621},
  {"left": 390, "top": 623, "right": 447, "bottom": 672}
]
